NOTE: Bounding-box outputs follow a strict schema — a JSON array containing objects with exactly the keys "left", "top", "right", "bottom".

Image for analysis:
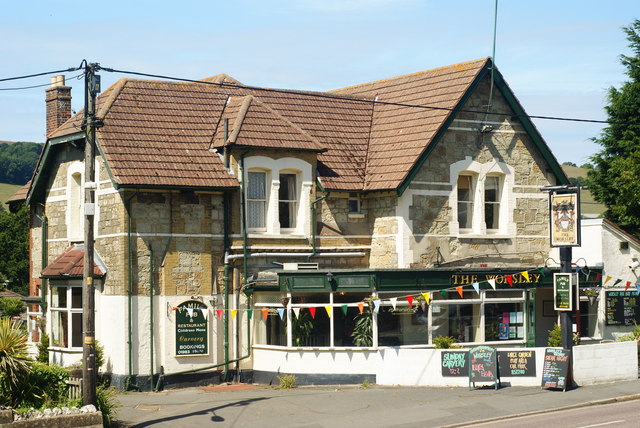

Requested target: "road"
[{"left": 468, "top": 400, "right": 640, "bottom": 428}]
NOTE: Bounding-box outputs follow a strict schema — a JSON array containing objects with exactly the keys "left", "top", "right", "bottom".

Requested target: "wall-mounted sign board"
[
  {"left": 441, "top": 351, "right": 468, "bottom": 377},
  {"left": 175, "top": 300, "right": 209, "bottom": 357},
  {"left": 497, "top": 350, "right": 536, "bottom": 377},
  {"left": 605, "top": 291, "right": 640, "bottom": 326}
]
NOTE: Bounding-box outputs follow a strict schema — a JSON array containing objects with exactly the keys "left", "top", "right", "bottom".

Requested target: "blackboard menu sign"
[
  {"left": 175, "top": 300, "right": 209, "bottom": 356},
  {"left": 605, "top": 291, "right": 640, "bottom": 326},
  {"left": 441, "top": 351, "right": 468, "bottom": 377},
  {"left": 498, "top": 350, "right": 536, "bottom": 377},
  {"left": 469, "top": 346, "right": 499, "bottom": 389},
  {"left": 541, "top": 348, "right": 571, "bottom": 390}
]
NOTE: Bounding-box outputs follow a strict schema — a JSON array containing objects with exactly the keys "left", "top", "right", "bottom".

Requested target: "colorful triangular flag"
[
  {"left": 231, "top": 309, "right": 237, "bottom": 319},
  {"left": 487, "top": 279, "right": 496, "bottom": 290},
  {"left": 247, "top": 309, "right": 253, "bottom": 320},
  {"left": 390, "top": 297, "right": 398, "bottom": 310},
  {"left": 325, "top": 306, "right": 332, "bottom": 317},
  {"left": 521, "top": 271, "right": 529, "bottom": 282},
  {"left": 358, "top": 302, "right": 364, "bottom": 314},
  {"left": 373, "top": 299, "right": 380, "bottom": 313},
  {"left": 277, "top": 308, "right": 285, "bottom": 320},
  {"left": 261, "top": 309, "right": 269, "bottom": 320},
  {"left": 471, "top": 282, "right": 480, "bottom": 295},
  {"left": 440, "top": 289, "right": 447, "bottom": 298},
  {"left": 593, "top": 273, "right": 602, "bottom": 286},
  {"left": 293, "top": 307, "right": 301, "bottom": 318},
  {"left": 216, "top": 309, "right": 223, "bottom": 319},
  {"left": 186, "top": 307, "right": 194, "bottom": 318},
  {"left": 406, "top": 296, "right": 413, "bottom": 307},
  {"left": 422, "top": 292, "right": 430, "bottom": 305},
  {"left": 506, "top": 275, "right": 513, "bottom": 287},
  {"left": 614, "top": 279, "right": 622, "bottom": 287},
  {"left": 309, "top": 307, "right": 317, "bottom": 319},
  {"left": 455, "top": 286, "right": 463, "bottom": 298},
  {"left": 200, "top": 308, "right": 208, "bottom": 320},
  {"left": 604, "top": 276, "right": 612, "bottom": 285},
  {"left": 342, "top": 305, "right": 348, "bottom": 316},
  {"left": 625, "top": 281, "right": 631, "bottom": 291},
  {"left": 537, "top": 267, "right": 546, "bottom": 277}
]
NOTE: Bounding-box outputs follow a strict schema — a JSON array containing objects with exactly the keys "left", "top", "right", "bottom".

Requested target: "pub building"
[
  {"left": 24, "top": 57, "right": 633, "bottom": 389},
  {"left": 249, "top": 266, "right": 599, "bottom": 351}
]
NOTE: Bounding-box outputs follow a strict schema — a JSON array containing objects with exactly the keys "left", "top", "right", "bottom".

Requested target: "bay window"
[
  {"left": 278, "top": 173, "right": 298, "bottom": 229},
  {"left": 50, "top": 282, "right": 83, "bottom": 349}
]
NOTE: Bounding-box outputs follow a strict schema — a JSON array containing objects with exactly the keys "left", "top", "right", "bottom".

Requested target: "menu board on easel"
[
  {"left": 541, "top": 348, "right": 571, "bottom": 391},
  {"left": 605, "top": 291, "right": 640, "bottom": 326},
  {"left": 468, "top": 346, "right": 499, "bottom": 390}
]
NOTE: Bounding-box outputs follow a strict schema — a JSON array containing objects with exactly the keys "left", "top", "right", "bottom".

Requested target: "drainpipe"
[
  {"left": 125, "top": 189, "right": 139, "bottom": 391},
  {"left": 149, "top": 246, "right": 154, "bottom": 391},
  {"left": 307, "top": 194, "right": 328, "bottom": 261}
]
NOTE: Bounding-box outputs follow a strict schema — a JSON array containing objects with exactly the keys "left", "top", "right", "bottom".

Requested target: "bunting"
[
  {"left": 293, "top": 307, "right": 301, "bottom": 318},
  {"left": 604, "top": 276, "right": 612, "bottom": 285},
  {"left": 521, "top": 271, "right": 530, "bottom": 282},
  {"left": 216, "top": 309, "right": 223, "bottom": 319},
  {"left": 247, "top": 309, "right": 253, "bottom": 320},
  {"left": 390, "top": 297, "right": 398, "bottom": 310},
  {"left": 505, "top": 275, "right": 513, "bottom": 287},
  {"left": 261, "top": 309, "right": 269, "bottom": 320},
  {"left": 231, "top": 309, "right": 237, "bottom": 319},
  {"left": 325, "top": 306, "right": 332, "bottom": 317},
  {"left": 455, "top": 286, "right": 463, "bottom": 298},
  {"left": 373, "top": 300, "right": 380, "bottom": 313},
  {"left": 277, "top": 308, "right": 285, "bottom": 320},
  {"left": 487, "top": 279, "right": 496, "bottom": 290},
  {"left": 357, "top": 302, "right": 364, "bottom": 314},
  {"left": 309, "top": 307, "right": 317, "bottom": 319},
  {"left": 422, "top": 292, "right": 430, "bottom": 305},
  {"left": 625, "top": 281, "right": 631, "bottom": 292},
  {"left": 342, "top": 305, "right": 348, "bottom": 316},
  {"left": 406, "top": 296, "right": 413, "bottom": 307},
  {"left": 471, "top": 282, "right": 480, "bottom": 295}
]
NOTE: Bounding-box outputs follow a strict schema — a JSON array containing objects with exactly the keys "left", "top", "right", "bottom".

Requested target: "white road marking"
[{"left": 579, "top": 421, "right": 625, "bottom": 428}]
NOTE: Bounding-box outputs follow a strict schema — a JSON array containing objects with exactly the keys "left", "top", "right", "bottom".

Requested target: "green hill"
[
  {"left": 561, "top": 165, "right": 605, "bottom": 218},
  {"left": 0, "top": 182, "right": 22, "bottom": 207}
]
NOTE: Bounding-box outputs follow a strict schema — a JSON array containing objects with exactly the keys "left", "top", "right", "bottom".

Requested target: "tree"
[
  {"left": 0, "top": 142, "right": 42, "bottom": 185},
  {"left": 562, "top": 161, "right": 577, "bottom": 167},
  {"left": 587, "top": 20, "right": 640, "bottom": 236},
  {"left": 0, "top": 205, "right": 29, "bottom": 295}
]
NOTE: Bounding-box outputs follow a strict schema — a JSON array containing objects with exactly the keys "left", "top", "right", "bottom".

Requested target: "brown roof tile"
[
  {"left": 45, "top": 58, "right": 489, "bottom": 192},
  {"left": 41, "top": 244, "right": 106, "bottom": 278}
]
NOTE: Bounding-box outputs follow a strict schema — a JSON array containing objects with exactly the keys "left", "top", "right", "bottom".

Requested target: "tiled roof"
[
  {"left": 211, "top": 95, "right": 327, "bottom": 152},
  {"left": 331, "top": 58, "right": 489, "bottom": 190},
  {"left": 41, "top": 244, "right": 106, "bottom": 278},
  {"left": 46, "top": 59, "right": 489, "bottom": 191},
  {"left": 6, "top": 181, "right": 30, "bottom": 203}
]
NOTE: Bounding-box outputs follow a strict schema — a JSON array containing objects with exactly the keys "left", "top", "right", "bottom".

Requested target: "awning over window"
[{"left": 41, "top": 244, "right": 107, "bottom": 278}]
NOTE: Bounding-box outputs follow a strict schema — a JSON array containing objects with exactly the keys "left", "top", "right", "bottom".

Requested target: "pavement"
[{"left": 114, "top": 379, "right": 640, "bottom": 428}]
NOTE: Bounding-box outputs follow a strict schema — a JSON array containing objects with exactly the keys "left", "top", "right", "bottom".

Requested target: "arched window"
[{"left": 67, "top": 163, "right": 84, "bottom": 242}]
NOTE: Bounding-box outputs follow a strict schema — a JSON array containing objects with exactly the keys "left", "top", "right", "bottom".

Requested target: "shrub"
[
  {"left": 0, "top": 317, "right": 32, "bottom": 407},
  {"left": 96, "top": 384, "right": 119, "bottom": 427},
  {"left": 547, "top": 323, "right": 580, "bottom": 347},
  {"left": 0, "top": 298, "right": 25, "bottom": 318},
  {"left": 23, "top": 362, "right": 72, "bottom": 409},
  {"left": 351, "top": 310, "right": 373, "bottom": 347},
  {"left": 277, "top": 374, "right": 296, "bottom": 389},
  {"left": 37, "top": 332, "right": 49, "bottom": 364},
  {"left": 433, "top": 335, "right": 458, "bottom": 349}
]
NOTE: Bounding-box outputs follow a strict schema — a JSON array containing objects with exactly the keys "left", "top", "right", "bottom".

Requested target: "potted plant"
[{"left": 582, "top": 288, "right": 600, "bottom": 305}]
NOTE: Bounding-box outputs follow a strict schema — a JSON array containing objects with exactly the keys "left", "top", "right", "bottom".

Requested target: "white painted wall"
[
  {"left": 254, "top": 343, "right": 636, "bottom": 387},
  {"left": 573, "top": 341, "right": 638, "bottom": 385}
]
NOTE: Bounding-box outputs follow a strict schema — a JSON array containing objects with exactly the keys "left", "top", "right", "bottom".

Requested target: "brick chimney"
[{"left": 45, "top": 75, "right": 72, "bottom": 137}]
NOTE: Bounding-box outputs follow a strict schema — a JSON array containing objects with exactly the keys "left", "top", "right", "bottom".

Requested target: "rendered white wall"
[{"left": 572, "top": 341, "right": 638, "bottom": 385}]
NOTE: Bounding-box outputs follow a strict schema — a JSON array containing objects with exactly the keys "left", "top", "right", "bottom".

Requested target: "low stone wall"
[{"left": 0, "top": 410, "right": 102, "bottom": 428}]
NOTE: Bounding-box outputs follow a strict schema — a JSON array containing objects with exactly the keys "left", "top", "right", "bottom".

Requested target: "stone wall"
[{"left": 405, "top": 76, "right": 556, "bottom": 268}]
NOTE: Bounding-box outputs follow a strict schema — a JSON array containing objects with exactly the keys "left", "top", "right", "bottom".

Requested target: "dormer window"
[
  {"left": 279, "top": 173, "right": 298, "bottom": 229},
  {"left": 243, "top": 156, "right": 312, "bottom": 236},
  {"left": 247, "top": 171, "right": 267, "bottom": 230}
]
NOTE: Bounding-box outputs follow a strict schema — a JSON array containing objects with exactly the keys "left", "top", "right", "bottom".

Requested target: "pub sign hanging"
[
  {"left": 175, "top": 300, "right": 209, "bottom": 356},
  {"left": 549, "top": 192, "right": 581, "bottom": 247}
]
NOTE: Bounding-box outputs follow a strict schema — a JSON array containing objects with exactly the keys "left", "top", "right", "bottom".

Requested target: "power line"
[
  {"left": 100, "top": 66, "right": 635, "bottom": 127},
  {"left": 0, "top": 67, "right": 81, "bottom": 83},
  {"left": 0, "top": 73, "right": 84, "bottom": 91}
]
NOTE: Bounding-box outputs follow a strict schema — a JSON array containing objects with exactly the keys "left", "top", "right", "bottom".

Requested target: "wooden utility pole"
[{"left": 82, "top": 62, "right": 101, "bottom": 406}]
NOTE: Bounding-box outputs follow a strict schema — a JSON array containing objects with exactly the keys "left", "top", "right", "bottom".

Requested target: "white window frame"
[
  {"left": 242, "top": 156, "right": 312, "bottom": 236},
  {"left": 67, "top": 162, "right": 84, "bottom": 242},
  {"left": 449, "top": 157, "right": 514, "bottom": 237},
  {"left": 49, "top": 280, "right": 83, "bottom": 351}
]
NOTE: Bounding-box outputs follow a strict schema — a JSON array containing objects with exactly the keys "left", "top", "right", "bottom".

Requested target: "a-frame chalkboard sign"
[
  {"left": 469, "top": 345, "right": 500, "bottom": 390},
  {"left": 541, "top": 348, "right": 571, "bottom": 391}
]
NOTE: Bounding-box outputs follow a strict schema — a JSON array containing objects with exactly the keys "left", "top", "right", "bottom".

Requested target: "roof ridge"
[
  {"left": 228, "top": 95, "right": 254, "bottom": 144},
  {"left": 96, "top": 78, "right": 128, "bottom": 119},
  {"left": 329, "top": 57, "right": 490, "bottom": 94}
]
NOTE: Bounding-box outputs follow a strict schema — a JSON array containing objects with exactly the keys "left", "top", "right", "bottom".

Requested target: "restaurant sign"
[
  {"left": 451, "top": 272, "right": 543, "bottom": 286},
  {"left": 175, "top": 300, "right": 209, "bottom": 357}
]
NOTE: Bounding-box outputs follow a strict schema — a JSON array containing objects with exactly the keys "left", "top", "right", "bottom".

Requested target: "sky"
[{"left": 1, "top": 1, "right": 638, "bottom": 165}]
